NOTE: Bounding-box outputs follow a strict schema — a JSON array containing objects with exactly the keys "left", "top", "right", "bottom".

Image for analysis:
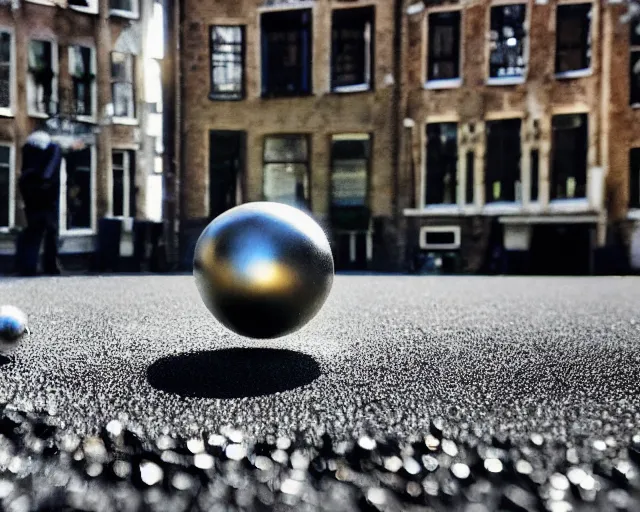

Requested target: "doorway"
[{"left": 209, "top": 131, "right": 245, "bottom": 219}]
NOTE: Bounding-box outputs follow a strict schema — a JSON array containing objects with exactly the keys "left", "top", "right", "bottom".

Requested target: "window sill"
[
  {"left": 627, "top": 209, "right": 640, "bottom": 220},
  {"left": 0, "top": 108, "right": 14, "bottom": 118},
  {"left": 483, "top": 202, "right": 524, "bottom": 215},
  {"left": 109, "top": 8, "right": 139, "bottom": 19},
  {"left": 404, "top": 205, "right": 459, "bottom": 216},
  {"left": 61, "top": 228, "right": 95, "bottom": 237},
  {"left": 208, "top": 93, "right": 244, "bottom": 102},
  {"left": 548, "top": 198, "right": 591, "bottom": 213},
  {"left": 75, "top": 115, "right": 97, "bottom": 124},
  {"left": 631, "top": 102, "right": 640, "bottom": 109},
  {"left": 487, "top": 76, "right": 526, "bottom": 86},
  {"left": 28, "top": 112, "right": 50, "bottom": 119},
  {"left": 70, "top": 5, "right": 98, "bottom": 14},
  {"left": 112, "top": 117, "right": 139, "bottom": 126},
  {"left": 424, "top": 78, "right": 462, "bottom": 90},
  {"left": 555, "top": 69, "right": 593, "bottom": 80},
  {"left": 332, "top": 84, "right": 372, "bottom": 94},
  {"left": 0, "top": 227, "right": 14, "bottom": 234}
]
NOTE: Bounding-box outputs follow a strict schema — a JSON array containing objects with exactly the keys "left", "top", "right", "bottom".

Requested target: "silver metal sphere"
[
  {"left": 193, "top": 202, "right": 334, "bottom": 339},
  {"left": 0, "top": 305, "right": 28, "bottom": 351}
]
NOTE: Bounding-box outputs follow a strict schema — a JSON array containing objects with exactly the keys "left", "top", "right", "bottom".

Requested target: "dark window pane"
[
  {"left": 631, "top": 18, "right": 640, "bottom": 46},
  {"left": 0, "top": 159, "right": 8, "bottom": 228},
  {"left": 631, "top": 51, "right": 640, "bottom": 105},
  {"left": 465, "top": 150, "right": 474, "bottom": 204},
  {"left": 427, "top": 11, "right": 460, "bottom": 81},
  {"left": 0, "top": 31, "right": 10, "bottom": 109},
  {"left": 110, "top": 0, "right": 133, "bottom": 11},
  {"left": 425, "top": 123, "right": 458, "bottom": 205},
  {"left": 485, "top": 119, "right": 522, "bottom": 202},
  {"left": 210, "top": 26, "right": 245, "bottom": 100},
  {"left": 331, "top": 135, "right": 370, "bottom": 207},
  {"left": 551, "top": 114, "right": 588, "bottom": 200},
  {"left": 67, "top": 148, "right": 92, "bottom": 229},
  {"left": 530, "top": 148, "right": 539, "bottom": 201},
  {"left": 331, "top": 7, "right": 374, "bottom": 90},
  {"left": 112, "top": 168, "right": 124, "bottom": 216},
  {"left": 261, "top": 9, "right": 312, "bottom": 97},
  {"left": 630, "top": 148, "right": 640, "bottom": 208},
  {"left": 555, "top": 3, "right": 591, "bottom": 73},
  {"left": 489, "top": 4, "right": 527, "bottom": 79},
  {"left": 425, "top": 231, "right": 455, "bottom": 245}
]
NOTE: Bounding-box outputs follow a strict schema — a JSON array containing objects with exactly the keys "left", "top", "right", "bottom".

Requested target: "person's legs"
[
  {"left": 42, "top": 209, "right": 61, "bottom": 275},
  {"left": 17, "top": 210, "right": 45, "bottom": 276}
]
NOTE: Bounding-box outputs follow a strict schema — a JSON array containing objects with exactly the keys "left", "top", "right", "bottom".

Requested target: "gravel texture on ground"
[{"left": 0, "top": 274, "right": 639, "bottom": 510}]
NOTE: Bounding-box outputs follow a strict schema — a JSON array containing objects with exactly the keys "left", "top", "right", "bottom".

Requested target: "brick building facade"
[
  {"left": 172, "top": 0, "right": 640, "bottom": 273},
  {"left": 0, "top": 0, "right": 163, "bottom": 272}
]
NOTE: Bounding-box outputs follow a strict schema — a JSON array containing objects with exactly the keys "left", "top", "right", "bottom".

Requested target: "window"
[
  {"left": 0, "top": 145, "right": 11, "bottom": 229},
  {"left": 261, "top": 9, "right": 312, "bottom": 97},
  {"left": 530, "top": 148, "right": 539, "bottom": 202},
  {"left": 112, "top": 150, "right": 136, "bottom": 217},
  {"left": 62, "top": 147, "right": 93, "bottom": 230},
  {"left": 551, "top": 114, "right": 588, "bottom": 200},
  {"left": 425, "top": 123, "right": 458, "bottom": 205},
  {"left": 111, "top": 52, "right": 135, "bottom": 119},
  {"left": 0, "top": 31, "right": 12, "bottom": 112},
  {"left": 630, "top": 148, "right": 640, "bottom": 209},
  {"left": 489, "top": 4, "right": 527, "bottom": 81},
  {"left": 27, "top": 40, "right": 57, "bottom": 116},
  {"left": 109, "top": 0, "right": 138, "bottom": 17},
  {"left": 70, "top": 0, "right": 99, "bottom": 14},
  {"left": 331, "top": 134, "right": 370, "bottom": 207},
  {"left": 69, "top": 46, "right": 96, "bottom": 118},
  {"left": 210, "top": 26, "right": 245, "bottom": 100},
  {"left": 331, "top": 7, "right": 374, "bottom": 92},
  {"left": 555, "top": 3, "right": 592, "bottom": 75},
  {"left": 465, "top": 150, "right": 474, "bottom": 204},
  {"left": 263, "top": 135, "right": 309, "bottom": 208},
  {"left": 427, "top": 11, "right": 461, "bottom": 83},
  {"left": 485, "top": 119, "right": 522, "bottom": 203},
  {"left": 630, "top": 20, "right": 640, "bottom": 106}
]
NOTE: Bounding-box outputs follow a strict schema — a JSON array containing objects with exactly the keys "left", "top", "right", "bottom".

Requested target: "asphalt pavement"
[{"left": 0, "top": 274, "right": 639, "bottom": 511}]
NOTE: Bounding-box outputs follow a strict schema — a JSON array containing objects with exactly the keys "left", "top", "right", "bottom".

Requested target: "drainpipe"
[
  {"left": 391, "top": 0, "right": 404, "bottom": 269},
  {"left": 162, "top": 0, "right": 178, "bottom": 268}
]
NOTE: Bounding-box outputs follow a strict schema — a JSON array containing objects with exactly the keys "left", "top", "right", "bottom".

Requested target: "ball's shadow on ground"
[{"left": 146, "top": 348, "right": 321, "bottom": 399}]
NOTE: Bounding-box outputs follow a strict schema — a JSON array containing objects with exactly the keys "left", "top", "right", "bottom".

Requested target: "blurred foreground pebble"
[
  {"left": 0, "top": 406, "right": 635, "bottom": 510},
  {"left": 0, "top": 306, "right": 28, "bottom": 350}
]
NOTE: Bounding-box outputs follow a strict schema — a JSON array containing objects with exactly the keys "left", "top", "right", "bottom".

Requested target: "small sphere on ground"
[
  {"left": 0, "top": 305, "right": 28, "bottom": 350},
  {"left": 193, "top": 202, "right": 334, "bottom": 339}
]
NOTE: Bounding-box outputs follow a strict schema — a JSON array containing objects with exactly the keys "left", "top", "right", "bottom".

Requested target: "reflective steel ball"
[
  {"left": 0, "top": 305, "right": 28, "bottom": 351},
  {"left": 193, "top": 202, "right": 334, "bottom": 339}
]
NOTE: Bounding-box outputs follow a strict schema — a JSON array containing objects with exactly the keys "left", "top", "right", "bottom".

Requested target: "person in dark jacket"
[{"left": 16, "top": 130, "right": 64, "bottom": 276}]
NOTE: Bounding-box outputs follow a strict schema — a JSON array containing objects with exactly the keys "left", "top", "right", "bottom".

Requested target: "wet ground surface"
[{"left": 0, "top": 275, "right": 639, "bottom": 510}]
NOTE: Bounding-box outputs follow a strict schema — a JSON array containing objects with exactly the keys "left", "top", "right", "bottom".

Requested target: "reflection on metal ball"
[
  {"left": 0, "top": 305, "right": 29, "bottom": 350},
  {"left": 193, "top": 202, "right": 334, "bottom": 339}
]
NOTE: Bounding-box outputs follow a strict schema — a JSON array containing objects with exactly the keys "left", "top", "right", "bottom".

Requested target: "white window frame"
[
  {"left": 59, "top": 145, "right": 97, "bottom": 235},
  {"left": 110, "top": 52, "right": 137, "bottom": 125},
  {"left": 554, "top": 1, "right": 594, "bottom": 79},
  {"left": 486, "top": 1, "right": 529, "bottom": 86},
  {"left": 109, "top": 0, "right": 140, "bottom": 19},
  {"left": 0, "top": 143, "right": 15, "bottom": 233},
  {"left": 421, "top": 117, "right": 460, "bottom": 209},
  {"left": 27, "top": 39, "right": 58, "bottom": 119},
  {"left": 68, "top": 44, "right": 97, "bottom": 123},
  {"left": 419, "top": 226, "right": 461, "bottom": 250},
  {"left": 70, "top": 0, "right": 99, "bottom": 15},
  {"left": 110, "top": 149, "right": 134, "bottom": 218},
  {"left": 423, "top": 6, "right": 464, "bottom": 90},
  {"left": 0, "top": 28, "right": 15, "bottom": 118},
  {"left": 631, "top": 19, "right": 640, "bottom": 108},
  {"left": 330, "top": 6, "right": 374, "bottom": 93}
]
